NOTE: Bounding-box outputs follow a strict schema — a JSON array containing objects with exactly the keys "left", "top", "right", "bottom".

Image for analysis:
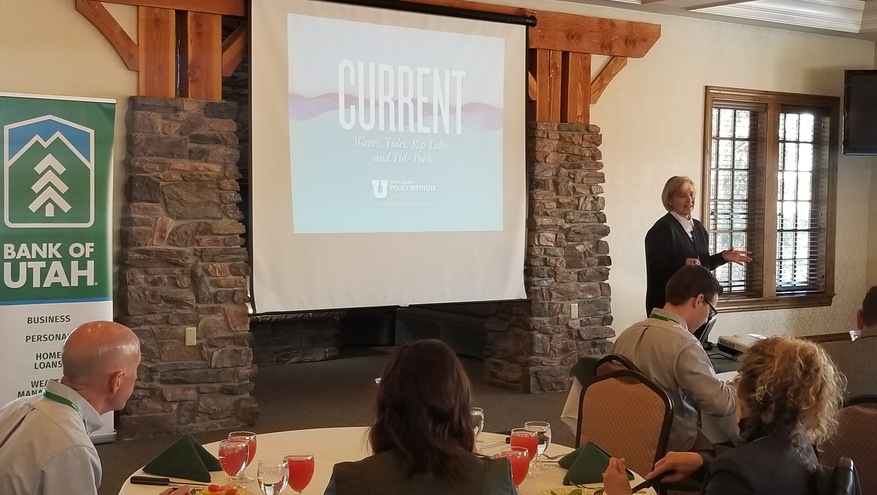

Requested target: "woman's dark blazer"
[
  {"left": 697, "top": 435, "right": 820, "bottom": 495},
  {"left": 322, "top": 450, "right": 516, "bottom": 495},
  {"left": 645, "top": 212, "right": 727, "bottom": 314}
]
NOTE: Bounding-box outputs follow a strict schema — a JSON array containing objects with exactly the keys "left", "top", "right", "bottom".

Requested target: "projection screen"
[{"left": 251, "top": 0, "right": 528, "bottom": 313}]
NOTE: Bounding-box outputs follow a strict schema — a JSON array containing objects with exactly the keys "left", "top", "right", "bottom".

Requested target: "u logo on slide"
[{"left": 371, "top": 179, "right": 388, "bottom": 199}]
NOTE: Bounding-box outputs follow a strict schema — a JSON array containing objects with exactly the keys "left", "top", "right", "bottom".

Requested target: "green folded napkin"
[
  {"left": 561, "top": 441, "right": 634, "bottom": 485},
  {"left": 143, "top": 434, "right": 221, "bottom": 482}
]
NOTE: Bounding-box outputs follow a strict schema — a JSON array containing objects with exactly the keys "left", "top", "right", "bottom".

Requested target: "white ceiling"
[{"left": 563, "top": 0, "right": 877, "bottom": 40}]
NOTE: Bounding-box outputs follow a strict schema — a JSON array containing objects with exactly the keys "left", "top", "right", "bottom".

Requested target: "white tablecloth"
[{"left": 118, "top": 427, "right": 656, "bottom": 495}]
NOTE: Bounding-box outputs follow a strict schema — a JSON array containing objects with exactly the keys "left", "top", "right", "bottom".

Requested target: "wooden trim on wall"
[
  {"left": 101, "top": 0, "right": 246, "bottom": 16},
  {"left": 180, "top": 11, "right": 223, "bottom": 101},
  {"left": 590, "top": 57, "right": 627, "bottom": 104},
  {"left": 533, "top": 49, "right": 563, "bottom": 122},
  {"left": 563, "top": 52, "right": 590, "bottom": 124},
  {"left": 76, "top": 0, "right": 139, "bottom": 71},
  {"left": 138, "top": 7, "right": 176, "bottom": 98},
  {"left": 222, "top": 24, "right": 248, "bottom": 77},
  {"left": 400, "top": 0, "right": 660, "bottom": 57}
]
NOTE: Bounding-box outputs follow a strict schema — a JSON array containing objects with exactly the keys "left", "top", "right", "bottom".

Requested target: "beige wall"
[
  {"left": 3, "top": 0, "right": 876, "bottom": 337},
  {"left": 488, "top": 0, "right": 877, "bottom": 337},
  {"left": 0, "top": 0, "right": 137, "bottom": 310}
]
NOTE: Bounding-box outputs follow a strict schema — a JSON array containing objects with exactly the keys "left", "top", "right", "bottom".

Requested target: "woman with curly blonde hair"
[{"left": 603, "top": 336, "right": 845, "bottom": 495}]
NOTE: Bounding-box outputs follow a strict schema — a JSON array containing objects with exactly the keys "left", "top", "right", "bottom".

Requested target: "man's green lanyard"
[
  {"left": 649, "top": 313, "right": 675, "bottom": 323},
  {"left": 43, "top": 390, "right": 87, "bottom": 430}
]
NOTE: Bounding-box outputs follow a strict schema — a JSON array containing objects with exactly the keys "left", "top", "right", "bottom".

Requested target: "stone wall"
[
  {"left": 484, "top": 122, "right": 613, "bottom": 393},
  {"left": 117, "top": 97, "right": 256, "bottom": 438}
]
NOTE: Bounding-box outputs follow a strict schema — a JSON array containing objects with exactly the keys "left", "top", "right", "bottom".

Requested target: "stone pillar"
[
  {"left": 117, "top": 97, "right": 256, "bottom": 438},
  {"left": 484, "top": 122, "right": 613, "bottom": 393}
]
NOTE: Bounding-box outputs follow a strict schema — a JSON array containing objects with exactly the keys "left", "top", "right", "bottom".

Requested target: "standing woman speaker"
[{"left": 644, "top": 176, "right": 751, "bottom": 315}]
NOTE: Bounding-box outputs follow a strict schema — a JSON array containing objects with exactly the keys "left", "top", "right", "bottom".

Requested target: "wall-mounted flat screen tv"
[{"left": 843, "top": 70, "right": 877, "bottom": 155}]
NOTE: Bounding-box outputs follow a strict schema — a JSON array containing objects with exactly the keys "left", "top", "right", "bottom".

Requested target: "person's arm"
[
  {"left": 675, "top": 344, "right": 737, "bottom": 417},
  {"left": 39, "top": 445, "right": 100, "bottom": 495},
  {"left": 602, "top": 457, "right": 633, "bottom": 495},
  {"left": 645, "top": 451, "right": 710, "bottom": 483},
  {"left": 693, "top": 220, "right": 751, "bottom": 270}
]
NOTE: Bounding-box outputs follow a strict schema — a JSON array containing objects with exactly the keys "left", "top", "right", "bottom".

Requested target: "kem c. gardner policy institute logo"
[{"left": 4, "top": 115, "right": 95, "bottom": 229}]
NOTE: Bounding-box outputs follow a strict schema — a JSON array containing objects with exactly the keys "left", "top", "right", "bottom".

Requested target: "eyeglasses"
[{"left": 705, "top": 299, "right": 718, "bottom": 320}]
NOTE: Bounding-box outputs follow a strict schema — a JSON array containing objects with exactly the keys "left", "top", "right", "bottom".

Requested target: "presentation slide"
[{"left": 251, "top": 0, "right": 527, "bottom": 313}]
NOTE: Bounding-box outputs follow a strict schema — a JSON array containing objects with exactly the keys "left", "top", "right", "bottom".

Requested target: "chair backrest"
[
  {"left": 818, "top": 402, "right": 877, "bottom": 495},
  {"left": 576, "top": 369, "right": 673, "bottom": 477},
  {"left": 845, "top": 395, "right": 877, "bottom": 408},
  {"left": 593, "top": 353, "right": 640, "bottom": 376},
  {"left": 824, "top": 457, "right": 862, "bottom": 495}
]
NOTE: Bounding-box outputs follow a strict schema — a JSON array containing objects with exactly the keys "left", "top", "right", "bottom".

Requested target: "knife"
[{"left": 130, "top": 475, "right": 209, "bottom": 487}]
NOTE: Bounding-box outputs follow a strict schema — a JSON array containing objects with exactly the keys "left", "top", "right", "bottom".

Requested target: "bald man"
[{"left": 0, "top": 321, "right": 143, "bottom": 495}]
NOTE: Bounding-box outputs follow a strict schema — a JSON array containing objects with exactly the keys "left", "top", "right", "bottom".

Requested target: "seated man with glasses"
[{"left": 614, "top": 265, "right": 737, "bottom": 454}]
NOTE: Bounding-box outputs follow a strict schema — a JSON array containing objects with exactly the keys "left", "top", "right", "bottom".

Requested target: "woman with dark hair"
[
  {"left": 323, "top": 339, "right": 516, "bottom": 495},
  {"left": 602, "top": 336, "right": 845, "bottom": 495}
]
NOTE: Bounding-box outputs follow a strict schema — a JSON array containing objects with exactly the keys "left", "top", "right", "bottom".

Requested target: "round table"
[{"left": 118, "top": 427, "right": 655, "bottom": 495}]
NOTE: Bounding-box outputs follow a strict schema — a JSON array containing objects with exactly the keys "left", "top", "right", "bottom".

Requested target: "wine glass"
[
  {"left": 257, "top": 458, "right": 289, "bottom": 495},
  {"left": 494, "top": 446, "right": 529, "bottom": 487},
  {"left": 228, "top": 430, "right": 257, "bottom": 484},
  {"left": 284, "top": 452, "right": 314, "bottom": 494},
  {"left": 471, "top": 407, "right": 485, "bottom": 440},
  {"left": 509, "top": 427, "right": 538, "bottom": 476},
  {"left": 850, "top": 328, "right": 862, "bottom": 341},
  {"left": 218, "top": 438, "right": 249, "bottom": 488},
  {"left": 524, "top": 421, "right": 552, "bottom": 470}
]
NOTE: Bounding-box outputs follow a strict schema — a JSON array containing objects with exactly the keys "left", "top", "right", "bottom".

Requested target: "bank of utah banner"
[{"left": 0, "top": 93, "right": 115, "bottom": 412}]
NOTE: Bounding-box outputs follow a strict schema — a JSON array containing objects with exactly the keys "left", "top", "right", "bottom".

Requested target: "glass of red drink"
[
  {"left": 495, "top": 446, "right": 530, "bottom": 487},
  {"left": 228, "top": 431, "right": 258, "bottom": 484},
  {"left": 509, "top": 428, "right": 538, "bottom": 463},
  {"left": 218, "top": 438, "right": 249, "bottom": 487},
  {"left": 283, "top": 452, "right": 315, "bottom": 494}
]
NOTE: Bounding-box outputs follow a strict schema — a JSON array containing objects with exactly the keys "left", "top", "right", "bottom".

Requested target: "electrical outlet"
[
  {"left": 185, "top": 326, "right": 197, "bottom": 346},
  {"left": 570, "top": 303, "right": 579, "bottom": 319}
]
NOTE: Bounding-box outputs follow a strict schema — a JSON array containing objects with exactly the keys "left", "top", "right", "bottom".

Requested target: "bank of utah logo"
[{"left": 4, "top": 115, "right": 94, "bottom": 228}]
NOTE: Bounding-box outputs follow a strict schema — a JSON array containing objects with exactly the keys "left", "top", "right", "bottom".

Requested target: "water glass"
[
  {"left": 524, "top": 421, "right": 552, "bottom": 470},
  {"left": 471, "top": 407, "right": 485, "bottom": 439},
  {"left": 257, "top": 458, "right": 289, "bottom": 495}
]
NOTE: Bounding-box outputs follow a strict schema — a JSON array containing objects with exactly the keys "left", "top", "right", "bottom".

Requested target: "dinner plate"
[{"left": 535, "top": 487, "right": 600, "bottom": 495}]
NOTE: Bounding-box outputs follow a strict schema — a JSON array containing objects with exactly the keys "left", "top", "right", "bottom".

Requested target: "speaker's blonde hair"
[{"left": 661, "top": 176, "right": 695, "bottom": 211}]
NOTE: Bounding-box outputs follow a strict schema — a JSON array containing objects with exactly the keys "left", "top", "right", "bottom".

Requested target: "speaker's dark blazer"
[{"left": 645, "top": 213, "right": 727, "bottom": 315}]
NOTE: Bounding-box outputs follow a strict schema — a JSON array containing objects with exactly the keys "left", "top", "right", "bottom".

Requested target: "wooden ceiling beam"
[
  {"left": 590, "top": 56, "right": 628, "bottom": 104},
  {"left": 99, "top": 0, "right": 245, "bottom": 17},
  {"left": 75, "top": 0, "right": 139, "bottom": 71},
  {"left": 400, "top": 0, "right": 660, "bottom": 57},
  {"left": 222, "top": 24, "right": 248, "bottom": 77}
]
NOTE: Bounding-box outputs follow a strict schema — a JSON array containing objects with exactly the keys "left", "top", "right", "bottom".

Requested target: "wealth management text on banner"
[{"left": 0, "top": 93, "right": 115, "bottom": 440}]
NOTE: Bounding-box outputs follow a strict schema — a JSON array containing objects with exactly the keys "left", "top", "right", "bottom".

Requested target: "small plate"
[{"left": 535, "top": 487, "right": 599, "bottom": 495}]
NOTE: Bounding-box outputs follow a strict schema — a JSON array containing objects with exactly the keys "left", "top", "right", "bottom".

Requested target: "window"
[{"left": 703, "top": 87, "right": 839, "bottom": 311}]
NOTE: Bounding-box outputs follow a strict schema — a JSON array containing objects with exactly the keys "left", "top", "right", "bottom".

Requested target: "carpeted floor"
[{"left": 97, "top": 347, "right": 574, "bottom": 495}]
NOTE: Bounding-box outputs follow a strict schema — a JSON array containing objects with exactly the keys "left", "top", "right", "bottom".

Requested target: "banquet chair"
[
  {"left": 593, "top": 353, "right": 640, "bottom": 376},
  {"left": 576, "top": 369, "right": 673, "bottom": 480},
  {"left": 822, "top": 457, "right": 862, "bottom": 495},
  {"left": 818, "top": 396, "right": 877, "bottom": 495}
]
